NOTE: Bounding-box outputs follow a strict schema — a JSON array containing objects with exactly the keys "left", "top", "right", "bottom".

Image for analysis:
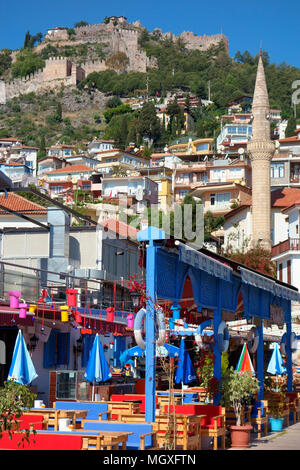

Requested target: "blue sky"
[{"left": 1, "top": 0, "right": 299, "bottom": 68}]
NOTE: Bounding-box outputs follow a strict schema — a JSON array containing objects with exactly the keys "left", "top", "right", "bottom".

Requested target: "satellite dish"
[
  {"left": 238, "top": 148, "right": 245, "bottom": 155},
  {"left": 71, "top": 177, "right": 78, "bottom": 184}
]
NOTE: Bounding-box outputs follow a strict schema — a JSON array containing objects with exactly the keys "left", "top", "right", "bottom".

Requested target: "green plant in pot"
[
  {"left": 221, "top": 367, "right": 259, "bottom": 448},
  {"left": 0, "top": 380, "right": 37, "bottom": 446},
  {"left": 267, "top": 391, "right": 286, "bottom": 432}
]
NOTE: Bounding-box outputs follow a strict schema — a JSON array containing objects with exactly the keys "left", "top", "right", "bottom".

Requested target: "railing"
[{"left": 272, "top": 238, "right": 300, "bottom": 257}]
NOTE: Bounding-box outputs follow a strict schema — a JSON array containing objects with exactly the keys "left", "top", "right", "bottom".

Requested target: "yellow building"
[
  {"left": 139, "top": 167, "right": 173, "bottom": 212},
  {"left": 168, "top": 137, "right": 215, "bottom": 156}
]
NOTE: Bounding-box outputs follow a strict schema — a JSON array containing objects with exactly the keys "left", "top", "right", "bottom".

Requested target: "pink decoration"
[
  {"left": 127, "top": 313, "right": 134, "bottom": 328},
  {"left": 19, "top": 303, "right": 28, "bottom": 319},
  {"left": 8, "top": 291, "right": 22, "bottom": 309}
]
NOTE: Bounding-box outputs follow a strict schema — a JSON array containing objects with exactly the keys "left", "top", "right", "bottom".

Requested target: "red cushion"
[
  {"left": 18, "top": 414, "right": 44, "bottom": 430},
  {"left": 163, "top": 404, "right": 223, "bottom": 428},
  {"left": 0, "top": 431, "right": 83, "bottom": 450}
]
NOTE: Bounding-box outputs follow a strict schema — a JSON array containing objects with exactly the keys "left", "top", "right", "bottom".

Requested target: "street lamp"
[{"left": 130, "top": 291, "right": 142, "bottom": 309}]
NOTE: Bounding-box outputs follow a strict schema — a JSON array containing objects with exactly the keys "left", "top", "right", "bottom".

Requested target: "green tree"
[
  {"left": 11, "top": 50, "right": 45, "bottom": 78},
  {"left": 136, "top": 101, "right": 162, "bottom": 144},
  {"left": 0, "top": 380, "right": 36, "bottom": 443},
  {"left": 285, "top": 113, "right": 296, "bottom": 137}
]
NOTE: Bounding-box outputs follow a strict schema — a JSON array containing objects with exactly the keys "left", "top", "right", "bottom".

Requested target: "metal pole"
[{"left": 145, "top": 239, "right": 157, "bottom": 423}]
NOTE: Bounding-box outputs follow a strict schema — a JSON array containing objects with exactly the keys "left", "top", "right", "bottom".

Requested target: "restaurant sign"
[{"left": 270, "top": 305, "right": 285, "bottom": 325}]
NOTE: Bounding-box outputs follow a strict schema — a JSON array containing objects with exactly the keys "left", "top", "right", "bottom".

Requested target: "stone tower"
[{"left": 247, "top": 53, "right": 275, "bottom": 249}]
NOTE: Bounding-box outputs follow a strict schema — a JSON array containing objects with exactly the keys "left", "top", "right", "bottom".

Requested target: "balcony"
[{"left": 272, "top": 238, "right": 300, "bottom": 257}]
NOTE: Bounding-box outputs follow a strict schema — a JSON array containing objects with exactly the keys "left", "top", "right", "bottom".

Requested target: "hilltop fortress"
[{"left": 0, "top": 16, "right": 229, "bottom": 104}]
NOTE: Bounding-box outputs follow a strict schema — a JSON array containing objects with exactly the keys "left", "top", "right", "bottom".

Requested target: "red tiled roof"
[
  {"left": 0, "top": 193, "right": 47, "bottom": 215},
  {"left": 0, "top": 137, "right": 22, "bottom": 142},
  {"left": 271, "top": 187, "right": 300, "bottom": 207},
  {"left": 46, "top": 164, "right": 93, "bottom": 175},
  {"left": 225, "top": 187, "right": 300, "bottom": 220},
  {"left": 99, "top": 218, "right": 138, "bottom": 240},
  {"left": 279, "top": 136, "right": 300, "bottom": 143}
]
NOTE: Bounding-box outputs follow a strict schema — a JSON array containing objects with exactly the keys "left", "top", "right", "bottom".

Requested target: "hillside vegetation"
[{"left": 0, "top": 26, "right": 299, "bottom": 154}]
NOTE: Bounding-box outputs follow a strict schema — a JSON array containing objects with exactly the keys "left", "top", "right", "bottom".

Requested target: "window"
[
  {"left": 270, "top": 163, "right": 284, "bottom": 179},
  {"left": 211, "top": 192, "right": 231, "bottom": 207},
  {"left": 196, "top": 143, "right": 209, "bottom": 151},
  {"left": 179, "top": 190, "right": 188, "bottom": 199}
]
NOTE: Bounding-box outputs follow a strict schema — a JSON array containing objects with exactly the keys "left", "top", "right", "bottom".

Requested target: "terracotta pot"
[{"left": 230, "top": 424, "right": 252, "bottom": 449}]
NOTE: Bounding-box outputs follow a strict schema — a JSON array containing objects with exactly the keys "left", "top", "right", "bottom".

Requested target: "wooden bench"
[
  {"left": 250, "top": 401, "right": 269, "bottom": 438},
  {"left": 163, "top": 404, "right": 225, "bottom": 450},
  {"left": 152, "top": 414, "right": 201, "bottom": 450},
  {"left": 82, "top": 420, "right": 157, "bottom": 450}
]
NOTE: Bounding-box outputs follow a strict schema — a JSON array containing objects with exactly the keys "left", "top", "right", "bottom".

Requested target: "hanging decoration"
[
  {"left": 19, "top": 303, "right": 28, "bottom": 319},
  {"left": 106, "top": 307, "right": 115, "bottom": 323},
  {"left": 60, "top": 305, "right": 69, "bottom": 322},
  {"left": 8, "top": 291, "right": 21, "bottom": 309},
  {"left": 66, "top": 288, "right": 78, "bottom": 308}
]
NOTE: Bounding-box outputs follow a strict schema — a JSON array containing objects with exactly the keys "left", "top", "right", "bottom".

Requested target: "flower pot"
[
  {"left": 66, "top": 288, "right": 78, "bottom": 307},
  {"left": 106, "top": 307, "right": 114, "bottom": 322},
  {"left": 8, "top": 291, "right": 22, "bottom": 309},
  {"left": 269, "top": 417, "right": 284, "bottom": 432},
  {"left": 230, "top": 424, "right": 252, "bottom": 449},
  {"left": 74, "top": 312, "right": 82, "bottom": 324},
  {"left": 29, "top": 304, "right": 37, "bottom": 314},
  {"left": 60, "top": 305, "right": 69, "bottom": 322},
  {"left": 19, "top": 303, "right": 28, "bottom": 319},
  {"left": 127, "top": 313, "right": 134, "bottom": 328}
]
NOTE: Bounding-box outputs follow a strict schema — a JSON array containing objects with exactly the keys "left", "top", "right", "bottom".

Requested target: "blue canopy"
[
  {"left": 267, "top": 343, "right": 286, "bottom": 375},
  {"left": 175, "top": 338, "right": 196, "bottom": 384},
  {"left": 84, "top": 334, "right": 112, "bottom": 383},
  {"left": 119, "top": 343, "right": 180, "bottom": 367},
  {"left": 8, "top": 330, "right": 38, "bottom": 385}
]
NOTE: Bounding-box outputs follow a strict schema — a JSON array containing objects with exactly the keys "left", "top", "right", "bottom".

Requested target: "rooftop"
[{"left": 0, "top": 193, "right": 47, "bottom": 215}]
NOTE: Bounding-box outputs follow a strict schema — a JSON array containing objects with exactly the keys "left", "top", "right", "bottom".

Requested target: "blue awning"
[
  {"left": 240, "top": 267, "right": 300, "bottom": 302},
  {"left": 178, "top": 242, "right": 232, "bottom": 282}
]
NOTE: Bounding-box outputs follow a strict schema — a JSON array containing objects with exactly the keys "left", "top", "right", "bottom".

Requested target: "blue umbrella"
[
  {"left": 175, "top": 338, "right": 196, "bottom": 403},
  {"left": 84, "top": 334, "right": 112, "bottom": 400},
  {"left": 8, "top": 330, "right": 38, "bottom": 385},
  {"left": 267, "top": 343, "right": 286, "bottom": 376},
  {"left": 119, "top": 343, "right": 180, "bottom": 367}
]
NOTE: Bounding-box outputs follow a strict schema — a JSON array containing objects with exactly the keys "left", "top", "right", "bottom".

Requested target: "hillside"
[{"left": 0, "top": 17, "right": 299, "bottom": 153}]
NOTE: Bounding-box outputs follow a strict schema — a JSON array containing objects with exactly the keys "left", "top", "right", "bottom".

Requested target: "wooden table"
[
  {"left": 28, "top": 408, "right": 88, "bottom": 431},
  {"left": 71, "top": 430, "right": 133, "bottom": 450}
]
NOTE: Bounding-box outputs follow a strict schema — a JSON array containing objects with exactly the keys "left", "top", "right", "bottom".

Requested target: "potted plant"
[
  {"left": 267, "top": 391, "right": 286, "bottom": 432},
  {"left": 221, "top": 367, "right": 259, "bottom": 448},
  {"left": 0, "top": 380, "right": 37, "bottom": 446}
]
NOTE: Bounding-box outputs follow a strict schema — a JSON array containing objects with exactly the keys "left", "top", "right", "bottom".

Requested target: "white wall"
[
  {"left": 272, "top": 209, "right": 289, "bottom": 245},
  {"left": 223, "top": 208, "right": 252, "bottom": 251}
]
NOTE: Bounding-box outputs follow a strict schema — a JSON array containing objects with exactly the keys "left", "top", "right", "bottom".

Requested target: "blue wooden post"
[
  {"left": 257, "top": 321, "right": 264, "bottom": 400},
  {"left": 137, "top": 226, "right": 166, "bottom": 423},
  {"left": 213, "top": 278, "right": 222, "bottom": 405},
  {"left": 286, "top": 302, "right": 293, "bottom": 393},
  {"left": 145, "top": 239, "right": 157, "bottom": 423}
]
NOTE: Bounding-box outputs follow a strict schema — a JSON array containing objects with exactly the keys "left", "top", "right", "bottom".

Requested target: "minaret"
[{"left": 247, "top": 53, "right": 275, "bottom": 249}]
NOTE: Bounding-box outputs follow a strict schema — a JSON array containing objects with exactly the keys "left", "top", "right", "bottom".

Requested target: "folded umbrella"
[{"left": 8, "top": 330, "right": 38, "bottom": 385}]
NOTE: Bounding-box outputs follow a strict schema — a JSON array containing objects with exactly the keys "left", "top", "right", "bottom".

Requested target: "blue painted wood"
[
  {"left": 54, "top": 401, "right": 109, "bottom": 420},
  {"left": 83, "top": 421, "right": 153, "bottom": 449},
  {"left": 213, "top": 278, "right": 222, "bottom": 406},
  {"left": 257, "top": 322, "right": 264, "bottom": 401},
  {"left": 145, "top": 240, "right": 157, "bottom": 423}
]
